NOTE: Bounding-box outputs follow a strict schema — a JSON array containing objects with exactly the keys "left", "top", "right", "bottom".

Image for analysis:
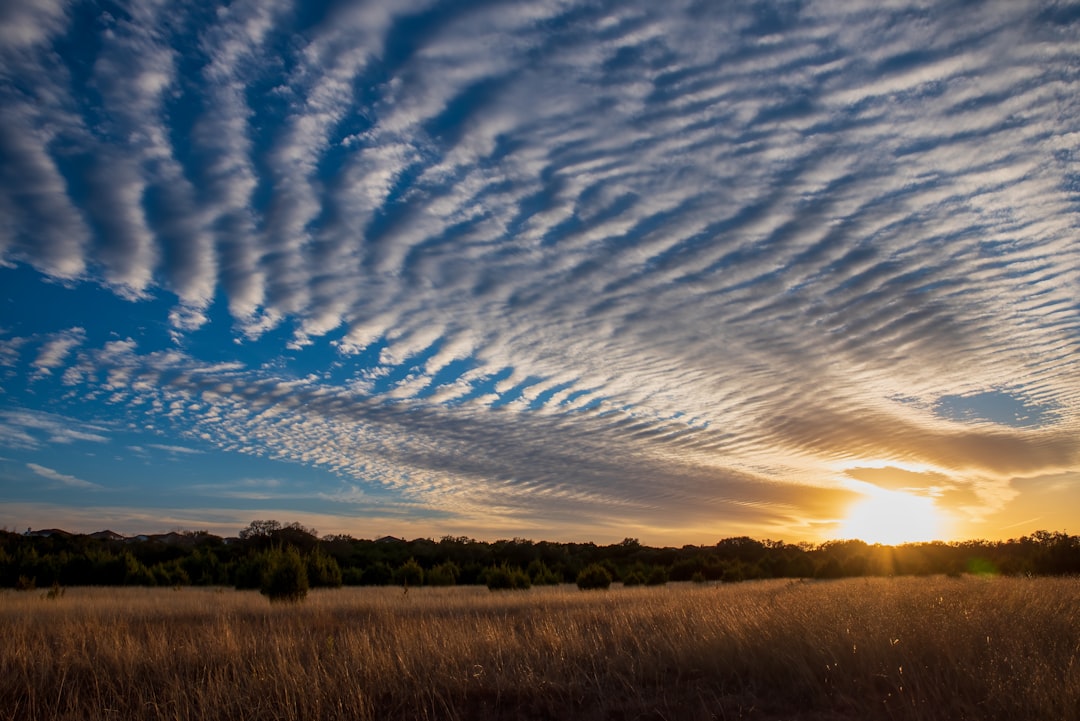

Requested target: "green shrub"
[
  {"left": 486, "top": 564, "right": 531, "bottom": 590},
  {"left": 360, "top": 561, "right": 393, "bottom": 586},
  {"left": 260, "top": 547, "right": 309, "bottom": 603},
  {"left": 622, "top": 571, "right": 646, "bottom": 587},
  {"left": 123, "top": 552, "right": 156, "bottom": 586},
  {"left": 306, "top": 549, "right": 343, "bottom": 588},
  {"left": 527, "top": 560, "right": 562, "bottom": 585},
  {"left": 576, "top": 564, "right": 612, "bottom": 590},
  {"left": 426, "top": 561, "right": 459, "bottom": 586},
  {"left": 691, "top": 571, "right": 707, "bottom": 584},
  {"left": 232, "top": 553, "right": 271, "bottom": 590},
  {"left": 645, "top": 566, "right": 668, "bottom": 586},
  {"left": 393, "top": 558, "right": 424, "bottom": 589},
  {"left": 150, "top": 560, "right": 190, "bottom": 587}
]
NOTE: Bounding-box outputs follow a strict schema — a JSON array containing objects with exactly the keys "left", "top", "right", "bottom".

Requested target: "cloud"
[
  {"left": 0, "top": 0, "right": 1078, "bottom": 539},
  {"left": 0, "top": 409, "right": 110, "bottom": 449},
  {"left": 146, "top": 444, "right": 204, "bottom": 455},
  {"left": 26, "top": 462, "right": 100, "bottom": 489},
  {"left": 31, "top": 327, "right": 85, "bottom": 378}
]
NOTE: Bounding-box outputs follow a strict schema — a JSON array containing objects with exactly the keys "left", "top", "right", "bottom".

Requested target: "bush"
[
  {"left": 260, "top": 547, "right": 309, "bottom": 603},
  {"left": 393, "top": 558, "right": 424, "bottom": 589},
  {"left": 527, "top": 560, "right": 562, "bottom": 585},
  {"left": 486, "top": 564, "right": 531, "bottom": 590},
  {"left": 426, "top": 561, "right": 459, "bottom": 586},
  {"left": 306, "top": 549, "right": 343, "bottom": 588},
  {"left": 622, "top": 571, "right": 646, "bottom": 587},
  {"left": 690, "top": 571, "right": 707, "bottom": 584},
  {"left": 576, "top": 564, "right": 612, "bottom": 590},
  {"left": 645, "top": 566, "right": 668, "bottom": 586},
  {"left": 360, "top": 561, "right": 393, "bottom": 586}
]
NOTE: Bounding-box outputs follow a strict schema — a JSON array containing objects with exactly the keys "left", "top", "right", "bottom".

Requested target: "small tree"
[
  {"left": 426, "top": 561, "right": 459, "bottom": 587},
  {"left": 576, "top": 563, "right": 612, "bottom": 590},
  {"left": 527, "top": 559, "right": 562, "bottom": 586},
  {"left": 306, "top": 549, "right": 343, "bottom": 588},
  {"left": 261, "top": 547, "right": 309, "bottom": 603},
  {"left": 486, "top": 564, "right": 531, "bottom": 590},
  {"left": 360, "top": 561, "right": 393, "bottom": 586},
  {"left": 645, "top": 566, "right": 668, "bottom": 586},
  {"left": 393, "top": 558, "right": 424, "bottom": 589}
]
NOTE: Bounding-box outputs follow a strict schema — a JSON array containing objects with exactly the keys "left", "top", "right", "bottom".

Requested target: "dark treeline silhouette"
[{"left": 2, "top": 522, "right": 1078, "bottom": 590}]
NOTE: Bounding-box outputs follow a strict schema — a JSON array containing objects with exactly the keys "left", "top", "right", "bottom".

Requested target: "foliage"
[
  {"left": 425, "top": 561, "right": 459, "bottom": 586},
  {"left": 527, "top": 559, "right": 562, "bottom": 585},
  {"left": 576, "top": 563, "right": 612, "bottom": 590},
  {"left": 305, "top": 549, "right": 343, "bottom": 588},
  {"left": 260, "top": 547, "right": 309, "bottom": 603},
  {"left": 485, "top": 564, "right": 531, "bottom": 590},
  {"left": 393, "top": 558, "right": 424, "bottom": 588},
  {"left": 3, "top": 523, "right": 1080, "bottom": 592},
  {"left": 645, "top": 566, "right": 668, "bottom": 586}
]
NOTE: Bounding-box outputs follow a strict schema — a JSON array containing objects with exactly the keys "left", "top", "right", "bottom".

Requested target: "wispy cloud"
[
  {"left": 0, "top": 409, "right": 110, "bottom": 448},
  {"left": 26, "top": 462, "right": 100, "bottom": 489},
  {"left": 146, "top": 444, "right": 204, "bottom": 455},
  {"left": 31, "top": 327, "right": 85, "bottom": 378}
]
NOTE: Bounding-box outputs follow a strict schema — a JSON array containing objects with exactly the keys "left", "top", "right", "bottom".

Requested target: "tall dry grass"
[{"left": 1, "top": 576, "right": 1077, "bottom": 720}]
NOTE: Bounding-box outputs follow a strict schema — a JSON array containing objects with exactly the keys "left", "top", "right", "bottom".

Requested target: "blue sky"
[{"left": 1, "top": 0, "right": 1078, "bottom": 544}]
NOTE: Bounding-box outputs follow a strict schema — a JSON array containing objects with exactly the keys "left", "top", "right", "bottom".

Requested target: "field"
[{"left": 2, "top": 577, "right": 1077, "bottom": 720}]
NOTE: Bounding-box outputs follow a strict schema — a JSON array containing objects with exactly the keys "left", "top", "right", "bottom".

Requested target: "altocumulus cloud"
[{"left": 0, "top": 0, "right": 1078, "bottom": 541}]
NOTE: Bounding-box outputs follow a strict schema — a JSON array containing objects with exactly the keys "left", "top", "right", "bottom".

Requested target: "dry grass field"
[{"left": 2, "top": 576, "right": 1077, "bottom": 720}]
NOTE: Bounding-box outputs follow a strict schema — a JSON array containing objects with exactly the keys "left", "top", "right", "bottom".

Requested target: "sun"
[{"left": 838, "top": 487, "right": 948, "bottom": 545}]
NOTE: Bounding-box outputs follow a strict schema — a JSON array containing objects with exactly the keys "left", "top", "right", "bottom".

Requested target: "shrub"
[
  {"left": 393, "top": 558, "right": 424, "bottom": 589},
  {"left": 260, "top": 547, "right": 309, "bottom": 603},
  {"left": 232, "top": 553, "right": 270, "bottom": 590},
  {"left": 426, "top": 561, "right": 459, "bottom": 587},
  {"left": 486, "top": 564, "right": 531, "bottom": 590},
  {"left": 150, "top": 560, "right": 190, "bottom": 587},
  {"left": 306, "top": 549, "right": 343, "bottom": 588},
  {"left": 691, "top": 571, "right": 707, "bottom": 584},
  {"left": 360, "top": 561, "right": 393, "bottom": 586},
  {"left": 576, "top": 564, "right": 612, "bottom": 590},
  {"left": 15, "top": 575, "right": 36, "bottom": 591},
  {"left": 527, "top": 560, "right": 562, "bottom": 586},
  {"left": 622, "top": 571, "right": 646, "bottom": 587},
  {"left": 645, "top": 566, "right": 668, "bottom": 586},
  {"left": 123, "top": 552, "right": 156, "bottom": 586}
]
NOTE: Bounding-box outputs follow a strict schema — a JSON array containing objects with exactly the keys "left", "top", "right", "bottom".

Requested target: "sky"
[{"left": 0, "top": 0, "right": 1078, "bottom": 545}]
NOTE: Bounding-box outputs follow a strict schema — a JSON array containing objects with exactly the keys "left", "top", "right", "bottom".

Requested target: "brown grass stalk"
[{"left": 1, "top": 576, "right": 1077, "bottom": 720}]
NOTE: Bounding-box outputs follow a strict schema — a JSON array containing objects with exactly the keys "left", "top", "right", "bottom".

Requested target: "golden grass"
[{"left": 2, "top": 576, "right": 1078, "bottom": 720}]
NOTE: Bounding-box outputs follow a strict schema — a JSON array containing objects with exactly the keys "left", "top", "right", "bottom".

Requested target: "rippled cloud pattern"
[{"left": 1, "top": 0, "right": 1077, "bottom": 541}]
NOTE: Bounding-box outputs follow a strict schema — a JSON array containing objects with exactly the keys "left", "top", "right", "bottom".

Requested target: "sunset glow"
[{"left": 838, "top": 488, "right": 950, "bottom": 546}]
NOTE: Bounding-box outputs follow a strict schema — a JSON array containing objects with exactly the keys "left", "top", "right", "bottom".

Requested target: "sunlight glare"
[{"left": 838, "top": 487, "right": 946, "bottom": 545}]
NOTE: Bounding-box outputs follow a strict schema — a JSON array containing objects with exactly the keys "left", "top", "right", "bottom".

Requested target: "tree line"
[{"left": 2, "top": 522, "right": 1078, "bottom": 593}]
